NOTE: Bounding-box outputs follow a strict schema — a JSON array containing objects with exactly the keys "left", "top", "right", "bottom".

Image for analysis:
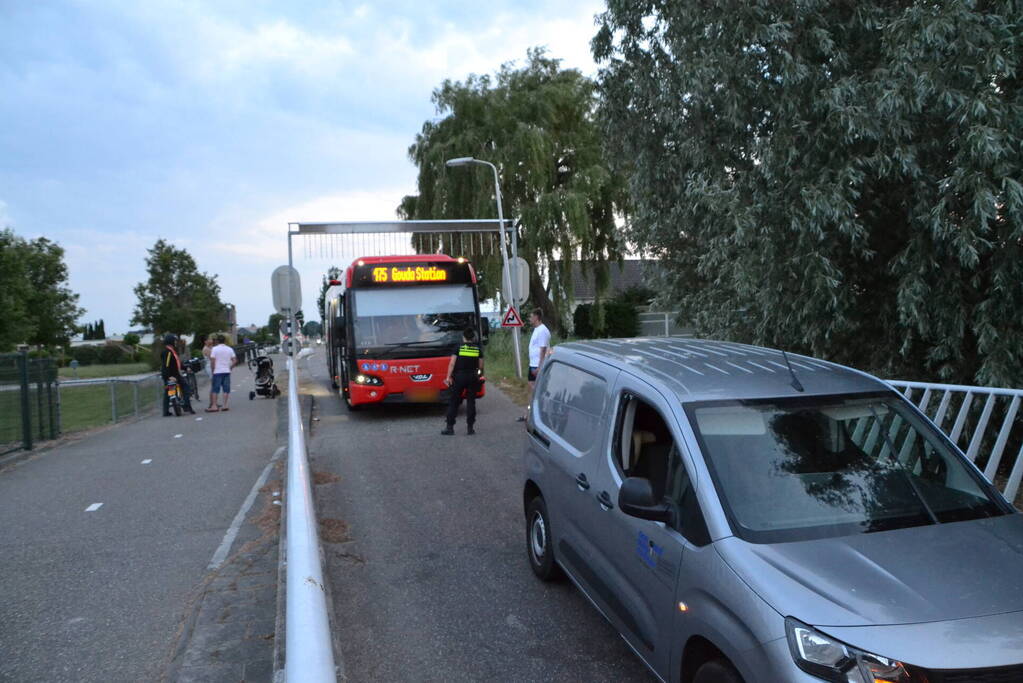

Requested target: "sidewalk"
[{"left": 0, "top": 361, "right": 284, "bottom": 683}]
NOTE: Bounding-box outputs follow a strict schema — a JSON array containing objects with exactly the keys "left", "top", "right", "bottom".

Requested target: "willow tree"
[
  {"left": 399, "top": 48, "right": 630, "bottom": 334},
  {"left": 595, "top": 1, "right": 1023, "bottom": 385}
]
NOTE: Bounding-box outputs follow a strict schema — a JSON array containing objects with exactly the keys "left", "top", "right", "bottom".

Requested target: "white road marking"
[
  {"left": 85, "top": 503, "right": 103, "bottom": 512},
  {"left": 141, "top": 459, "right": 152, "bottom": 465},
  {"left": 206, "top": 445, "right": 286, "bottom": 571},
  {"left": 174, "top": 434, "right": 183, "bottom": 438},
  {"left": 195, "top": 417, "right": 203, "bottom": 421}
]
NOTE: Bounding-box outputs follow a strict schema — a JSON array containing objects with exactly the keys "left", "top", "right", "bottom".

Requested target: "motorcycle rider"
[{"left": 161, "top": 333, "right": 196, "bottom": 416}]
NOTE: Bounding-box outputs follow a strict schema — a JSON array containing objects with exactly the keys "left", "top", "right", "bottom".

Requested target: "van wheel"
[
  {"left": 693, "top": 659, "right": 744, "bottom": 683},
  {"left": 526, "top": 497, "right": 562, "bottom": 581}
]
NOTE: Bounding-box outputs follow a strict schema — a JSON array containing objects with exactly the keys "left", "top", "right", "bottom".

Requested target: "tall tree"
[
  {"left": 132, "top": 239, "right": 226, "bottom": 337},
  {"left": 400, "top": 48, "right": 630, "bottom": 333},
  {"left": 317, "top": 266, "right": 342, "bottom": 323},
  {"left": 0, "top": 229, "right": 83, "bottom": 350},
  {"left": 595, "top": 1, "right": 1023, "bottom": 385}
]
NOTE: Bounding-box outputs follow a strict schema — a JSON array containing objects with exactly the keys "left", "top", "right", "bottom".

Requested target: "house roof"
[{"left": 568, "top": 260, "right": 658, "bottom": 301}]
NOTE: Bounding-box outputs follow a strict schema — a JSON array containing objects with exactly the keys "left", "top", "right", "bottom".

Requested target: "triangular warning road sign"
[{"left": 501, "top": 306, "right": 524, "bottom": 327}]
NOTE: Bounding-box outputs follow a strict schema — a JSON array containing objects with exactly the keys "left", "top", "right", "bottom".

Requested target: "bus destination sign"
[
  {"left": 372, "top": 265, "right": 447, "bottom": 283},
  {"left": 352, "top": 261, "right": 473, "bottom": 287}
]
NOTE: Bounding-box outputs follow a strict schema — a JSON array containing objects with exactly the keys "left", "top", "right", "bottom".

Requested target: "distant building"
[{"left": 566, "top": 259, "right": 660, "bottom": 308}]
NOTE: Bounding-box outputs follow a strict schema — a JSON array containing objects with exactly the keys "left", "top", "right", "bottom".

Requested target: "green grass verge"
[
  {"left": 58, "top": 363, "right": 150, "bottom": 379},
  {"left": 485, "top": 330, "right": 532, "bottom": 407}
]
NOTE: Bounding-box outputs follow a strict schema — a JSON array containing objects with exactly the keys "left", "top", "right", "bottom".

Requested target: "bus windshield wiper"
[{"left": 384, "top": 340, "right": 440, "bottom": 347}]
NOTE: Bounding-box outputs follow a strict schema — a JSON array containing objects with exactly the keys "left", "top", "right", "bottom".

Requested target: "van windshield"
[{"left": 686, "top": 393, "right": 1006, "bottom": 543}]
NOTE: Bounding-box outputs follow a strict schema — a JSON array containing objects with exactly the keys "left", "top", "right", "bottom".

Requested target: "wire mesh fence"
[
  {"left": 57, "top": 374, "right": 165, "bottom": 434},
  {"left": 0, "top": 352, "right": 59, "bottom": 455}
]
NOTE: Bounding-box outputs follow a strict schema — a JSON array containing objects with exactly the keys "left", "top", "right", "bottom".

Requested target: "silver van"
[{"left": 522, "top": 338, "right": 1023, "bottom": 683}]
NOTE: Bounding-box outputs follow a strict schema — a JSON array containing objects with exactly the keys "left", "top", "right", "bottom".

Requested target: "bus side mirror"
[{"left": 480, "top": 318, "right": 490, "bottom": 344}]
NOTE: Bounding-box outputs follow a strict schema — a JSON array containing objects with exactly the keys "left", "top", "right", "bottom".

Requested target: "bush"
[
  {"left": 98, "top": 345, "right": 125, "bottom": 365},
  {"left": 571, "top": 300, "right": 640, "bottom": 339},
  {"left": 146, "top": 342, "right": 163, "bottom": 371},
  {"left": 70, "top": 345, "right": 99, "bottom": 365},
  {"left": 573, "top": 304, "right": 596, "bottom": 338},
  {"left": 123, "top": 333, "right": 140, "bottom": 346}
]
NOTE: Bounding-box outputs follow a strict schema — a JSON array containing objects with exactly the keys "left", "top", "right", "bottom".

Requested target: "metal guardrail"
[
  {"left": 888, "top": 380, "right": 1023, "bottom": 504},
  {"left": 637, "top": 311, "right": 693, "bottom": 337},
  {"left": 284, "top": 356, "right": 337, "bottom": 681}
]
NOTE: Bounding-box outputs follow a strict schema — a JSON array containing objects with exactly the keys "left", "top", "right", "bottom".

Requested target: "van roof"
[{"left": 558, "top": 337, "right": 888, "bottom": 403}]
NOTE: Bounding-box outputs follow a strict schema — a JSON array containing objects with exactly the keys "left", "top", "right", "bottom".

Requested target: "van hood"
[
  {"left": 819, "top": 610, "right": 1023, "bottom": 670},
  {"left": 715, "top": 513, "right": 1023, "bottom": 627}
]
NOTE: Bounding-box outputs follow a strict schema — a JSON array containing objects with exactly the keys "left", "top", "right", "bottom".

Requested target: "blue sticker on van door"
[{"left": 636, "top": 531, "right": 663, "bottom": 569}]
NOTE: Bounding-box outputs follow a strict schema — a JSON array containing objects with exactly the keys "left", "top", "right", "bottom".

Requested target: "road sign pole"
[
  {"left": 490, "top": 163, "right": 522, "bottom": 379},
  {"left": 287, "top": 232, "right": 296, "bottom": 358}
]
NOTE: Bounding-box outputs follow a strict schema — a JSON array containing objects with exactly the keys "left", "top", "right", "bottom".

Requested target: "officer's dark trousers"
[
  {"left": 163, "top": 376, "right": 193, "bottom": 415},
  {"left": 445, "top": 372, "right": 479, "bottom": 427}
]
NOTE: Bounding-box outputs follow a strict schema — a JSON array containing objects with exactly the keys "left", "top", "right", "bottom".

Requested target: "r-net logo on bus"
[{"left": 372, "top": 266, "right": 448, "bottom": 284}]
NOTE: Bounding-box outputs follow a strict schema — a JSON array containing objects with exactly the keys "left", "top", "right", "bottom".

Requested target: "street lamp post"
[{"left": 445, "top": 157, "right": 523, "bottom": 379}]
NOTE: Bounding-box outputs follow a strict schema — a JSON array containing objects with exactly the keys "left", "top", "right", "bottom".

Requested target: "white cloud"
[{"left": 1, "top": 0, "right": 607, "bottom": 329}]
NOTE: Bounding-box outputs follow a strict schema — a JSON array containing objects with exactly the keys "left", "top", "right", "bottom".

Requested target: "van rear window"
[{"left": 537, "top": 362, "right": 608, "bottom": 453}]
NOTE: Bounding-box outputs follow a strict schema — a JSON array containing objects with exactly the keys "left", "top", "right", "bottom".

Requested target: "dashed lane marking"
[
  {"left": 174, "top": 434, "right": 183, "bottom": 439},
  {"left": 85, "top": 503, "right": 103, "bottom": 512},
  {"left": 141, "top": 459, "right": 152, "bottom": 465}
]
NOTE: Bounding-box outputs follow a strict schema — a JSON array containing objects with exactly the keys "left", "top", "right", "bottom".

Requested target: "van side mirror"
[{"left": 619, "top": 477, "right": 672, "bottom": 523}]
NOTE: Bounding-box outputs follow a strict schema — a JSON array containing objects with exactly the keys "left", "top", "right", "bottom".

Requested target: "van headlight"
[{"left": 786, "top": 618, "right": 914, "bottom": 683}]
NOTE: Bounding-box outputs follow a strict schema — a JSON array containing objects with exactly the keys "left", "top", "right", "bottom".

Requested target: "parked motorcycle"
[{"left": 165, "top": 377, "right": 184, "bottom": 416}]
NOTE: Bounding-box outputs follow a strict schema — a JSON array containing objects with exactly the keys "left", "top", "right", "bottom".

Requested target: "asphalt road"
[
  {"left": 304, "top": 348, "right": 653, "bottom": 682},
  {"left": 0, "top": 367, "right": 280, "bottom": 682}
]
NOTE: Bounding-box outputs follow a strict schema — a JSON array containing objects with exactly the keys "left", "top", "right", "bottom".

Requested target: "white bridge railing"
[
  {"left": 887, "top": 380, "right": 1023, "bottom": 504},
  {"left": 284, "top": 356, "right": 337, "bottom": 681}
]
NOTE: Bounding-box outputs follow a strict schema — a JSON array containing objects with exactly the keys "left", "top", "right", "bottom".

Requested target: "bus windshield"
[{"left": 351, "top": 285, "right": 475, "bottom": 354}]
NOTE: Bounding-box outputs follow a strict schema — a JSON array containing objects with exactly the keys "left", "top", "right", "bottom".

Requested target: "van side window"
[
  {"left": 613, "top": 394, "right": 710, "bottom": 546},
  {"left": 536, "top": 362, "right": 608, "bottom": 452}
]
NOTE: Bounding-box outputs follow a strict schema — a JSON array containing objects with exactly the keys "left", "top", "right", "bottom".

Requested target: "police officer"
[
  {"left": 161, "top": 333, "right": 195, "bottom": 416},
  {"left": 441, "top": 328, "right": 483, "bottom": 435}
]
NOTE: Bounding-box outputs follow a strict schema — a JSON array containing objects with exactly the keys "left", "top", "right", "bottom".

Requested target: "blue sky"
[{"left": 0, "top": 0, "right": 602, "bottom": 333}]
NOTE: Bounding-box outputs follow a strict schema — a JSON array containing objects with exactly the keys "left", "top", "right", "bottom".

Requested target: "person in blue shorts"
[{"left": 207, "top": 335, "right": 237, "bottom": 412}]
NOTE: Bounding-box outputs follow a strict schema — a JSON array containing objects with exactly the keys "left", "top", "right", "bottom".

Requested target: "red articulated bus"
[{"left": 323, "top": 255, "right": 488, "bottom": 410}]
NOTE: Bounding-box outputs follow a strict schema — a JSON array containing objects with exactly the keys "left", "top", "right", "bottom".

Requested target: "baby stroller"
[{"left": 248, "top": 354, "right": 280, "bottom": 400}]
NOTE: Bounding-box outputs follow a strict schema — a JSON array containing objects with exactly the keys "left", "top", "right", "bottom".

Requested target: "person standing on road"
[
  {"left": 441, "top": 328, "right": 483, "bottom": 436},
  {"left": 518, "top": 309, "right": 550, "bottom": 422},
  {"left": 201, "top": 336, "right": 215, "bottom": 411},
  {"left": 207, "top": 335, "right": 237, "bottom": 412},
  {"left": 161, "top": 334, "right": 195, "bottom": 416},
  {"left": 201, "top": 337, "right": 213, "bottom": 378}
]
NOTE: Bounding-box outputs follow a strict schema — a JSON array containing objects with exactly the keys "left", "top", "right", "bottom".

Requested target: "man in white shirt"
[
  {"left": 207, "top": 335, "right": 237, "bottom": 412},
  {"left": 519, "top": 308, "right": 551, "bottom": 422}
]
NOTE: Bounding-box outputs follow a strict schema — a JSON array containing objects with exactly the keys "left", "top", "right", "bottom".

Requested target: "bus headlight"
[
  {"left": 354, "top": 374, "right": 383, "bottom": 386},
  {"left": 786, "top": 619, "right": 914, "bottom": 683}
]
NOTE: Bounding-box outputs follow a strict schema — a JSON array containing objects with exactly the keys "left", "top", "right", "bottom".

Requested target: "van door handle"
[
  {"left": 597, "top": 491, "right": 614, "bottom": 510},
  {"left": 575, "top": 473, "right": 590, "bottom": 491},
  {"left": 527, "top": 425, "right": 550, "bottom": 448}
]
